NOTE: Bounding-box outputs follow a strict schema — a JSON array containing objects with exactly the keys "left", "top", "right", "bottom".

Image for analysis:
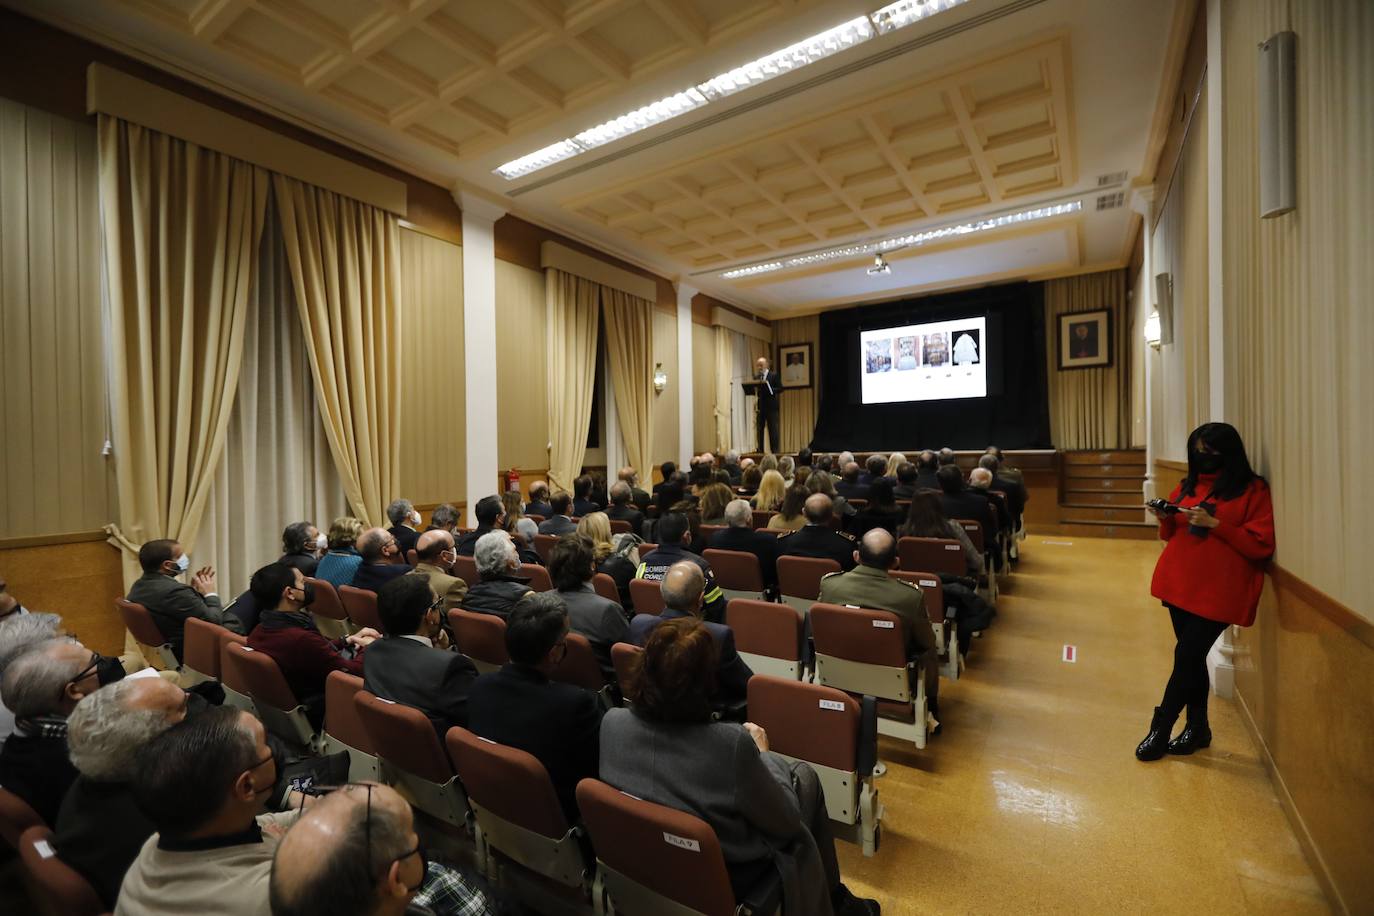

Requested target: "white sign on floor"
[{"left": 1062, "top": 644, "right": 1078, "bottom": 663}]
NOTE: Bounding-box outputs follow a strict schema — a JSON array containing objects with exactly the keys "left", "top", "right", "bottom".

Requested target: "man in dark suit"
[
  {"left": 980, "top": 453, "right": 1027, "bottom": 522},
  {"left": 914, "top": 451, "right": 941, "bottom": 490},
  {"left": 858, "top": 454, "right": 887, "bottom": 487},
  {"left": 616, "top": 467, "right": 652, "bottom": 511},
  {"left": 571, "top": 476, "right": 598, "bottom": 518},
  {"left": 349, "top": 528, "right": 413, "bottom": 592},
  {"left": 364, "top": 574, "right": 479, "bottom": 738},
  {"left": 525, "top": 481, "right": 554, "bottom": 518},
  {"left": 936, "top": 465, "right": 997, "bottom": 562},
  {"left": 127, "top": 539, "right": 242, "bottom": 662},
  {"left": 537, "top": 493, "right": 578, "bottom": 536},
  {"left": 893, "top": 462, "right": 919, "bottom": 500},
  {"left": 385, "top": 499, "right": 422, "bottom": 558},
  {"left": 634, "top": 513, "right": 726, "bottom": 623},
  {"left": 708, "top": 499, "right": 778, "bottom": 588},
  {"left": 834, "top": 463, "right": 869, "bottom": 501},
  {"left": 605, "top": 482, "right": 646, "bottom": 538},
  {"left": 628, "top": 561, "right": 752, "bottom": 706},
  {"left": 467, "top": 592, "right": 604, "bottom": 823},
  {"left": 456, "top": 495, "right": 505, "bottom": 556},
  {"left": 752, "top": 356, "right": 781, "bottom": 453},
  {"left": 776, "top": 494, "right": 859, "bottom": 571}
]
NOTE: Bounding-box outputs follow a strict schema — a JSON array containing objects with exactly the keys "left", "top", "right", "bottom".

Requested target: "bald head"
[
  {"left": 803, "top": 493, "right": 833, "bottom": 525},
  {"left": 660, "top": 561, "right": 705, "bottom": 615},
  {"left": 357, "top": 527, "right": 393, "bottom": 563},
  {"left": 857, "top": 528, "right": 897, "bottom": 569},
  {"left": 415, "top": 528, "right": 454, "bottom": 564}
]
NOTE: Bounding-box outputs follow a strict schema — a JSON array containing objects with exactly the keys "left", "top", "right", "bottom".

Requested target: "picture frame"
[
  {"left": 778, "top": 342, "right": 813, "bottom": 389},
  {"left": 1057, "top": 309, "right": 1113, "bottom": 370}
]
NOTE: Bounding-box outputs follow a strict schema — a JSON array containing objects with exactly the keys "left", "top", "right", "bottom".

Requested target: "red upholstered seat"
[
  {"left": 533, "top": 534, "right": 558, "bottom": 565},
  {"left": 726, "top": 600, "right": 804, "bottom": 680},
  {"left": 518, "top": 563, "right": 552, "bottom": 592},
  {"left": 897, "top": 536, "right": 966, "bottom": 576},
  {"left": 18, "top": 826, "right": 104, "bottom": 916},
  {"left": 324, "top": 670, "right": 376, "bottom": 755},
  {"left": 453, "top": 556, "right": 479, "bottom": 587},
  {"left": 628, "top": 579, "right": 664, "bottom": 616},
  {"left": 608, "top": 518, "right": 633, "bottom": 535},
  {"left": 448, "top": 609, "right": 510, "bottom": 670},
  {"left": 0, "top": 787, "right": 43, "bottom": 850},
  {"left": 591, "top": 572, "right": 620, "bottom": 603},
  {"left": 776, "top": 556, "right": 840, "bottom": 601},
  {"left": 448, "top": 728, "right": 568, "bottom": 841},
  {"left": 610, "top": 642, "right": 643, "bottom": 703},
  {"left": 549, "top": 632, "right": 609, "bottom": 692},
  {"left": 703, "top": 549, "right": 766, "bottom": 592},
  {"left": 182, "top": 616, "right": 224, "bottom": 680},
  {"left": 306, "top": 578, "right": 348, "bottom": 621},
  {"left": 337, "top": 585, "right": 383, "bottom": 631},
  {"left": 355, "top": 690, "right": 453, "bottom": 784}
]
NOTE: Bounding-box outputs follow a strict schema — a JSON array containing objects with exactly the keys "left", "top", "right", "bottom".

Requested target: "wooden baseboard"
[{"left": 1232, "top": 688, "right": 1347, "bottom": 915}]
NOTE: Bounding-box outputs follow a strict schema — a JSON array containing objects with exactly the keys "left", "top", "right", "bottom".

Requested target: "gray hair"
[
  {"left": 514, "top": 517, "right": 538, "bottom": 546},
  {"left": 1, "top": 638, "right": 85, "bottom": 719},
  {"left": 474, "top": 530, "right": 517, "bottom": 579},
  {"left": 970, "top": 467, "right": 993, "bottom": 487},
  {"left": 778, "top": 456, "right": 794, "bottom": 478},
  {"left": 724, "top": 499, "right": 752, "bottom": 528},
  {"left": 609, "top": 481, "right": 631, "bottom": 504},
  {"left": 838, "top": 451, "right": 854, "bottom": 466},
  {"left": 0, "top": 613, "right": 63, "bottom": 671},
  {"left": 660, "top": 562, "right": 705, "bottom": 613},
  {"left": 724, "top": 449, "right": 740, "bottom": 464},
  {"left": 978, "top": 454, "right": 1000, "bottom": 471},
  {"left": 68, "top": 679, "right": 181, "bottom": 782},
  {"left": 385, "top": 499, "right": 414, "bottom": 527}
]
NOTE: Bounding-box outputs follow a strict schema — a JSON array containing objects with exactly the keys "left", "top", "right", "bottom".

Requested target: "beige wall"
[
  {"left": 650, "top": 306, "right": 679, "bottom": 469},
  {"left": 398, "top": 228, "right": 465, "bottom": 508},
  {"left": 495, "top": 259, "right": 549, "bottom": 473},
  {"left": 692, "top": 322, "right": 715, "bottom": 454}
]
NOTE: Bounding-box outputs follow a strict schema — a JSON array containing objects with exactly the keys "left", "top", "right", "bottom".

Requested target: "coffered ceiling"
[{"left": 9, "top": 0, "right": 1185, "bottom": 317}]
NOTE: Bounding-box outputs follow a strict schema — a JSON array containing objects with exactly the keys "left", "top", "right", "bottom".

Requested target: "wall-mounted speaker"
[
  {"left": 1154, "top": 272, "right": 1175, "bottom": 346},
  {"left": 1258, "top": 31, "right": 1297, "bottom": 218}
]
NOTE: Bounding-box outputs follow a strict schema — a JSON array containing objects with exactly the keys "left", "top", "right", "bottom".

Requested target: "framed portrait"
[
  {"left": 1057, "top": 309, "right": 1113, "bottom": 370},
  {"left": 778, "top": 342, "right": 813, "bottom": 389}
]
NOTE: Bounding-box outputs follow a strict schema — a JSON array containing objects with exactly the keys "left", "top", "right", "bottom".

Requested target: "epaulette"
[
  {"left": 836, "top": 530, "right": 857, "bottom": 541},
  {"left": 820, "top": 570, "right": 843, "bottom": 580},
  {"left": 895, "top": 577, "right": 922, "bottom": 590}
]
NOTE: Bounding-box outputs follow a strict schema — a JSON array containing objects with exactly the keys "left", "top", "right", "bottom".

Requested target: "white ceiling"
[{"left": 10, "top": 0, "right": 1181, "bottom": 317}]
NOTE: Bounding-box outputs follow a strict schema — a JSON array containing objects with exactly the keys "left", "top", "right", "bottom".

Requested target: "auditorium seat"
[
  {"left": 0, "top": 787, "right": 43, "bottom": 850},
  {"left": 809, "top": 602, "right": 929, "bottom": 751},
  {"left": 448, "top": 609, "right": 509, "bottom": 673},
  {"left": 181, "top": 616, "right": 223, "bottom": 685},
  {"left": 306, "top": 577, "right": 349, "bottom": 625},
  {"left": 534, "top": 534, "right": 558, "bottom": 565},
  {"left": 518, "top": 563, "right": 552, "bottom": 592},
  {"left": 591, "top": 572, "right": 620, "bottom": 604},
  {"left": 610, "top": 642, "right": 643, "bottom": 704},
  {"left": 608, "top": 518, "right": 633, "bottom": 535},
  {"left": 447, "top": 727, "right": 592, "bottom": 896},
  {"left": 354, "top": 690, "right": 470, "bottom": 832},
  {"left": 627, "top": 579, "right": 664, "bottom": 616},
  {"left": 889, "top": 570, "right": 960, "bottom": 680},
  {"left": 776, "top": 556, "right": 841, "bottom": 616},
  {"left": 454, "top": 555, "right": 479, "bottom": 588},
  {"left": 897, "top": 536, "right": 966, "bottom": 577},
  {"left": 698, "top": 523, "right": 726, "bottom": 543},
  {"left": 576, "top": 778, "right": 781, "bottom": 916},
  {"left": 726, "top": 599, "right": 804, "bottom": 681},
  {"left": 223, "top": 643, "right": 322, "bottom": 754},
  {"left": 322, "top": 671, "right": 380, "bottom": 782},
  {"left": 746, "top": 675, "right": 881, "bottom": 857},
  {"left": 637, "top": 542, "right": 657, "bottom": 555},
  {"left": 751, "top": 510, "right": 775, "bottom": 530},
  {"left": 703, "top": 548, "right": 767, "bottom": 603},
  {"left": 526, "top": 514, "right": 545, "bottom": 525},
  {"left": 549, "top": 633, "right": 614, "bottom": 707},
  {"left": 17, "top": 826, "right": 104, "bottom": 916},
  {"left": 337, "top": 585, "right": 383, "bottom": 631},
  {"left": 216, "top": 629, "right": 255, "bottom": 713},
  {"left": 953, "top": 519, "right": 997, "bottom": 601},
  {"left": 115, "top": 598, "right": 178, "bottom": 671}
]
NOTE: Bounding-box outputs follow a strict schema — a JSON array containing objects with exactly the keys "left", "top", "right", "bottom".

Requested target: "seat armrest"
[
  {"left": 856, "top": 695, "right": 878, "bottom": 778},
  {"left": 737, "top": 866, "right": 784, "bottom": 915}
]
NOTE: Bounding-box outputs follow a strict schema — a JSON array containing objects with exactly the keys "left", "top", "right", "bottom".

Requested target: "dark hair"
[
  {"left": 1182, "top": 422, "right": 1261, "bottom": 501},
  {"left": 740, "top": 466, "right": 762, "bottom": 491},
  {"left": 842, "top": 464, "right": 860, "bottom": 483},
  {"left": 938, "top": 447, "right": 956, "bottom": 466},
  {"left": 428, "top": 504, "right": 459, "bottom": 531},
  {"left": 815, "top": 454, "right": 833, "bottom": 472},
  {"left": 867, "top": 478, "right": 896, "bottom": 509},
  {"left": 900, "top": 492, "right": 951, "bottom": 538},
  {"left": 797, "top": 447, "right": 812, "bottom": 466},
  {"left": 917, "top": 450, "right": 937, "bottom": 470},
  {"left": 896, "top": 462, "right": 917, "bottom": 484},
  {"left": 631, "top": 618, "right": 719, "bottom": 723},
  {"left": 132, "top": 707, "right": 260, "bottom": 836},
  {"left": 656, "top": 512, "right": 689, "bottom": 544},
  {"left": 138, "top": 539, "right": 178, "bottom": 573},
  {"left": 549, "top": 535, "right": 595, "bottom": 591},
  {"left": 550, "top": 492, "right": 572, "bottom": 516},
  {"left": 249, "top": 563, "right": 298, "bottom": 610},
  {"left": 857, "top": 532, "right": 896, "bottom": 568},
  {"left": 282, "top": 522, "right": 315, "bottom": 555},
  {"left": 505, "top": 592, "right": 568, "bottom": 665},
  {"left": 778, "top": 483, "right": 808, "bottom": 520},
  {"left": 573, "top": 476, "right": 592, "bottom": 499},
  {"left": 865, "top": 455, "right": 886, "bottom": 476},
  {"left": 660, "top": 461, "right": 676, "bottom": 479},
  {"left": 688, "top": 464, "right": 711, "bottom": 487},
  {"left": 936, "top": 465, "right": 965, "bottom": 494},
  {"left": 475, "top": 495, "right": 504, "bottom": 526},
  {"left": 377, "top": 574, "right": 434, "bottom": 636}
]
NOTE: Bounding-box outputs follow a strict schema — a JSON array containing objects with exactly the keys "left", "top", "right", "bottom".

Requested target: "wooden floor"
[{"left": 834, "top": 534, "right": 1329, "bottom": 915}]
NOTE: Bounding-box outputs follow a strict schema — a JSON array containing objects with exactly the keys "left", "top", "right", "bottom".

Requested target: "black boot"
[
  {"left": 1168, "top": 703, "right": 1212, "bottom": 755},
  {"left": 1134, "top": 706, "right": 1176, "bottom": 761}
]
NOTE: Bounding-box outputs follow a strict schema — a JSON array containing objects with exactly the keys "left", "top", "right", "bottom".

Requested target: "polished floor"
[{"left": 834, "top": 535, "right": 1330, "bottom": 915}]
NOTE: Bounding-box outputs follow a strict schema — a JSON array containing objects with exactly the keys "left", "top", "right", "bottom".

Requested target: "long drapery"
[
  {"left": 546, "top": 269, "right": 600, "bottom": 492},
  {"left": 773, "top": 315, "right": 820, "bottom": 452},
  {"left": 1043, "top": 269, "right": 1133, "bottom": 449},
  {"left": 273, "top": 174, "right": 402, "bottom": 526},
  {"left": 601, "top": 287, "right": 655, "bottom": 475},
  {"left": 713, "top": 326, "right": 734, "bottom": 453}
]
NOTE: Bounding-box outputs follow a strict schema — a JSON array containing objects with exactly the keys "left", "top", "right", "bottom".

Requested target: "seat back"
[
  {"left": 703, "top": 549, "right": 766, "bottom": 593},
  {"left": 628, "top": 579, "right": 665, "bottom": 616},
  {"left": 518, "top": 563, "right": 552, "bottom": 592},
  {"left": 447, "top": 728, "right": 568, "bottom": 840},
  {"left": 610, "top": 642, "right": 643, "bottom": 702},
  {"left": 182, "top": 616, "right": 223, "bottom": 680},
  {"left": 307, "top": 578, "right": 348, "bottom": 621},
  {"left": 637, "top": 542, "right": 657, "bottom": 556},
  {"left": 216, "top": 630, "right": 253, "bottom": 711},
  {"left": 809, "top": 603, "right": 910, "bottom": 703},
  {"left": 576, "top": 778, "right": 737, "bottom": 916},
  {"left": 726, "top": 600, "right": 803, "bottom": 680},
  {"left": 897, "top": 536, "right": 966, "bottom": 576},
  {"left": 591, "top": 572, "right": 620, "bottom": 603},
  {"left": 115, "top": 598, "right": 178, "bottom": 668},
  {"left": 751, "top": 509, "right": 774, "bottom": 529},
  {"left": 0, "top": 787, "right": 42, "bottom": 849},
  {"left": 608, "top": 518, "right": 633, "bottom": 535},
  {"left": 323, "top": 671, "right": 378, "bottom": 763},
  {"left": 223, "top": 643, "right": 299, "bottom": 712},
  {"left": 354, "top": 690, "right": 454, "bottom": 784},
  {"left": 888, "top": 570, "right": 946, "bottom": 622},
  {"left": 453, "top": 555, "right": 479, "bottom": 587},
  {"left": 17, "top": 826, "right": 104, "bottom": 916},
  {"left": 777, "top": 556, "right": 841, "bottom": 603},
  {"left": 953, "top": 519, "right": 985, "bottom": 555},
  {"left": 746, "top": 674, "right": 861, "bottom": 778},
  {"left": 697, "top": 524, "right": 726, "bottom": 544},
  {"left": 448, "top": 609, "right": 509, "bottom": 672},
  {"left": 338, "top": 585, "right": 383, "bottom": 631},
  {"left": 549, "top": 632, "right": 608, "bottom": 692},
  {"left": 534, "top": 534, "right": 558, "bottom": 565}
]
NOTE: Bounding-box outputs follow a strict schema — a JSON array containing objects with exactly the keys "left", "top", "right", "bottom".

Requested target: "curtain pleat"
[
  {"left": 1042, "top": 269, "right": 1132, "bottom": 449},
  {"left": 713, "top": 327, "right": 734, "bottom": 453},
  {"left": 546, "top": 269, "right": 600, "bottom": 492},
  {"left": 601, "top": 288, "right": 654, "bottom": 475},
  {"left": 272, "top": 174, "right": 402, "bottom": 526},
  {"left": 773, "top": 315, "right": 820, "bottom": 452},
  {"left": 99, "top": 115, "right": 267, "bottom": 583}
]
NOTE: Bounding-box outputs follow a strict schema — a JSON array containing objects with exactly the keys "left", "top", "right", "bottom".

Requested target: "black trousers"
[
  {"left": 1159, "top": 605, "right": 1228, "bottom": 720},
  {"left": 755, "top": 404, "right": 780, "bottom": 453}
]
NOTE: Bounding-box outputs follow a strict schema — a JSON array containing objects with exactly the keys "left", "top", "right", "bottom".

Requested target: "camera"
[{"left": 1146, "top": 498, "right": 1181, "bottom": 515}]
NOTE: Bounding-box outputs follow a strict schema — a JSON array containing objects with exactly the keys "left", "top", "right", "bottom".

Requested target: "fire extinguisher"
[{"left": 505, "top": 468, "right": 520, "bottom": 493}]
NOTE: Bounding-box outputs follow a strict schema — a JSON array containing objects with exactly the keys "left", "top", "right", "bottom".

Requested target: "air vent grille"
[
  {"left": 1097, "top": 171, "right": 1128, "bottom": 187},
  {"left": 1096, "top": 191, "right": 1125, "bottom": 211}
]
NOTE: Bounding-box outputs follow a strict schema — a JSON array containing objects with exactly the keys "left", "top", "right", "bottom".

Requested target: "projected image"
[{"left": 859, "top": 316, "right": 988, "bottom": 404}]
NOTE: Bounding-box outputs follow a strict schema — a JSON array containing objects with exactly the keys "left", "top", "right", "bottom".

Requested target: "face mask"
[
  {"left": 175, "top": 554, "right": 191, "bottom": 573},
  {"left": 315, "top": 533, "right": 328, "bottom": 551},
  {"left": 410, "top": 510, "right": 422, "bottom": 527},
  {"left": 96, "top": 654, "right": 127, "bottom": 686},
  {"left": 1194, "top": 453, "right": 1224, "bottom": 473},
  {"left": 295, "top": 582, "right": 316, "bottom": 608}
]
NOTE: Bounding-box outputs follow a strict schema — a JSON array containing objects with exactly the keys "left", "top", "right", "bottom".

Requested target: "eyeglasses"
[
  {"left": 298, "top": 783, "right": 427, "bottom": 887},
  {"left": 63, "top": 652, "right": 100, "bottom": 696},
  {"left": 428, "top": 595, "right": 445, "bottom": 613}
]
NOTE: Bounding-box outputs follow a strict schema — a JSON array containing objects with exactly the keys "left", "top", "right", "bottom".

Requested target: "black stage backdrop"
[{"left": 810, "top": 280, "right": 1050, "bottom": 451}]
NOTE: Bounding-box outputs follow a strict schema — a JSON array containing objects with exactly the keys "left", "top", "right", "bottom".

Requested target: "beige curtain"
[
  {"left": 273, "top": 174, "right": 401, "bottom": 527},
  {"left": 1043, "top": 269, "right": 1132, "bottom": 449},
  {"left": 773, "top": 315, "right": 820, "bottom": 452},
  {"left": 602, "top": 287, "right": 655, "bottom": 475},
  {"left": 99, "top": 115, "right": 268, "bottom": 584},
  {"left": 713, "top": 326, "right": 734, "bottom": 453},
  {"left": 546, "top": 269, "right": 600, "bottom": 492}
]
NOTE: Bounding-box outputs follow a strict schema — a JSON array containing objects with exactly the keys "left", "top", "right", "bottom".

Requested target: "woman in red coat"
[{"left": 1137, "top": 422, "right": 1275, "bottom": 761}]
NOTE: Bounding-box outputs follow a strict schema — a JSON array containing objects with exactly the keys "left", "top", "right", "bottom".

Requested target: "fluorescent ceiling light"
[
  {"left": 494, "top": 0, "right": 970, "bottom": 180},
  {"left": 718, "top": 200, "right": 1082, "bottom": 279}
]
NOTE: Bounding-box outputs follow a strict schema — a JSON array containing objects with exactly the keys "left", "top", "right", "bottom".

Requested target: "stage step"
[
  {"left": 1062, "top": 449, "right": 1147, "bottom": 466},
  {"left": 1063, "top": 463, "right": 1145, "bottom": 479},
  {"left": 1057, "top": 519, "right": 1158, "bottom": 540},
  {"left": 1063, "top": 476, "right": 1146, "bottom": 492},
  {"left": 1059, "top": 504, "right": 1150, "bottom": 523}
]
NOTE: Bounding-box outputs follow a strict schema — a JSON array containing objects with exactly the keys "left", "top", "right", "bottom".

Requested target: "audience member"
[
  {"left": 759, "top": 454, "right": 778, "bottom": 474},
  {"left": 537, "top": 493, "right": 577, "bottom": 536},
  {"left": 651, "top": 461, "right": 676, "bottom": 497},
  {"left": 986, "top": 446, "right": 1024, "bottom": 486},
  {"left": 588, "top": 471, "right": 610, "bottom": 510},
  {"left": 848, "top": 478, "right": 905, "bottom": 536},
  {"left": 776, "top": 494, "right": 859, "bottom": 571},
  {"left": 751, "top": 468, "right": 786, "bottom": 512},
  {"left": 739, "top": 464, "right": 762, "bottom": 495},
  {"left": 835, "top": 462, "right": 868, "bottom": 500},
  {"left": 807, "top": 470, "right": 857, "bottom": 524},
  {"left": 127, "top": 538, "right": 241, "bottom": 662},
  {"left": 818, "top": 529, "right": 940, "bottom": 728},
  {"left": 709, "top": 499, "right": 779, "bottom": 588},
  {"left": 549, "top": 535, "right": 627, "bottom": 682},
  {"left": 571, "top": 475, "right": 598, "bottom": 517},
  {"left": 54, "top": 677, "right": 188, "bottom": 908},
  {"left": 525, "top": 482, "right": 554, "bottom": 518},
  {"left": 277, "top": 522, "right": 324, "bottom": 577},
  {"left": 767, "top": 483, "right": 810, "bottom": 532},
  {"left": 969, "top": 467, "right": 1011, "bottom": 538},
  {"left": 463, "top": 532, "right": 532, "bottom": 620},
  {"left": 512, "top": 517, "right": 544, "bottom": 566},
  {"left": 778, "top": 455, "right": 796, "bottom": 484},
  {"left": 937, "top": 447, "right": 957, "bottom": 466},
  {"left": 426, "top": 503, "right": 461, "bottom": 534},
  {"left": 601, "top": 617, "right": 878, "bottom": 916},
  {"left": 0, "top": 612, "right": 63, "bottom": 742},
  {"left": 979, "top": 453, "right": 1028, "bottom": 525},
  {"left": 899, "top": 493, "right": 995, "bottom": 645},
  {"left": 698, "top": 482, "right": 734, "bottom": 526},
  {"left": 796, "top": 447, "right": 813, "bottom": 469},
  {"left": 314, "top": 517, "right": 365, "bottom": 589},
  {"left": 410, "top": 529, "right": 468, "bottom": 612},
  {"left": 246, "top": 563, "right": 375, "bottom": 727},
  {"left": 860, "top": 454, "right": 887, "bottom": 486},
  {"left": 616, "top": 467, "right": 651, "bottom": 509},
  {"left": 884, "top": 452, "right": 907, "bottom": 479},
  {"left": 350, "top": 528, "right": 413, "bottom": 592},
  {"left": 457, "top": 495, "right": 505, "bottom": 556},
  {"left": 629, "top": 562, "right": 751, "bottom": 706},
  {"left": 385, "top": 499, "right": 422, "bottom": 558},
  {"left": 605, "top": 481, "right": 646, "bottom": 537},
  {"left": 119, "top": 707, "right": 293, "bottom": 915},
  {"left": 364, "top": 574, "right": 478, "bottom": 737},
  {"left": 936, "top": 466, "right": 997, "bottom": 560},
  {"left": 721, "top": 450, "right": 743, "bottom": 484},
  {"left": 500, "top": 491, "right": 525, "bottom": 533},
  {"left": 915, "top": 451, "right": 940, "bottom": 490},
  {"left": 467, "top": 592, "right": 603, "bottom": 823},
  {"left": 576, "top": 513, "right": 639, "bottom": 609},
  {"left": 893, "top": 463, "right": 918, "bottom": 500},
  {"left": 634, "top": 513, "right": 726, "bottom": 623}
]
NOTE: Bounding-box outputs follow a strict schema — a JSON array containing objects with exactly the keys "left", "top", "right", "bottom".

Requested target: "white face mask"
[
  {"left": 410, "top": 510, "right": 422, "bottom": 527},
  {"left": 175, "top": 553, "right": 190, "bottom": 573},
  {"left": 315, "top": 533, "right": 328, "bottom": 552}
]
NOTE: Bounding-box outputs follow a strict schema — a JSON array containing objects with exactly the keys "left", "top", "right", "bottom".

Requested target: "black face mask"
[
  {"left": 294, "top": 582, "right": 316, "bottom": 608},
  {"left": 96, "top": 654, "right": 126, "bottom": 686},
  {"left": 1193, "top": 453, "right": 1224, "bottom": 473}
]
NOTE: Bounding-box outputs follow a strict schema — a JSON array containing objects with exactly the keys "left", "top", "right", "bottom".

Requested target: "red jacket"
[
  {"left": 246, "top": 612, "right": 364, "bottom": 704},
  {"left": 1150, "top": 474, "right": 1275, "bottom": 626}
]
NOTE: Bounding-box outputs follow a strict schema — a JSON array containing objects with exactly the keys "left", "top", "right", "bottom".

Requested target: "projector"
[{"left": 867, "top": 254, "right": 891, "bottom": 276}]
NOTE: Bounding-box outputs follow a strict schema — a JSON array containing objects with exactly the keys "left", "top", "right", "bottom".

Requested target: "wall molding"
[
  {"left": 540, "top": 241, "right": 657, "bottom": 302},
  {"left": 710, "top": 306, "right": 772, "bottom": 343},
  {"left": 1269, "top": 563, "right": 1374, "bottom": 650},
  {"left": 0, "top": 529, "right": 111, "bottom": 550}
]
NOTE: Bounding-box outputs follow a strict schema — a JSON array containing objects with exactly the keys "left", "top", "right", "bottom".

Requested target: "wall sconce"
[
  {"left": 1143, "top": 309, "right": 1162, "bottom": 350},
  {"left": 653, "top": 363, "right": 668, "bottom": 394}
]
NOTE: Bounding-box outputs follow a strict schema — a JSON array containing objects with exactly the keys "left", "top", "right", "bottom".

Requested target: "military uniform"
[
  {"left": 817, "top": 564, "right": 939, "bottom": 709},
  {"left": 775, "top": 524, "right": 859, "bottom": 571}
]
